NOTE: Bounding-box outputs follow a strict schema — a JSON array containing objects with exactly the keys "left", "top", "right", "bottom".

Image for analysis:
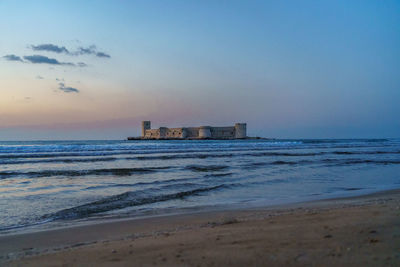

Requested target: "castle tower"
[
  {"left": 181, "top": 128, "right": 188, "bottom": 139},
  {"left": 199, "top": 126, "right": 211, "bottom": 138},
  {"left": 159, "top": 127, "right": 167, "bottom": 138},
  {"left": 141, "top": 121, "right": 151, "bottom": 137},
  {"left": 234, "top": 123, "right": 246, "bottom": 139}
]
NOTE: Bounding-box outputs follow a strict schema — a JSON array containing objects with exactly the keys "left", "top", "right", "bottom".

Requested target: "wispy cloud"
[
  {"left": 31, "top": 44, "right": 70, "bottom": 54},
  {"left": 23, "top": 55, "right": 75, "bottom": 66},
  {"left": 76, "top": 46, "right": 96, "bottom": 55},
  {"left": 58, "top": 82, "right": 79, "bottom": 93},
  {"left": 30, "top": 43, "right": 111, "bottom": 58},
  {"left": 3, "top": 43, "right": 109, "bottom": 68},
  {"left": 95, "top": 52, "right": 111, "bottom": 58},
  {"left": 3, "top": 54, "right": 23, "bottom": 62},
  {"left": 75, "top": 45, "right": 111, "bottom": 58}
]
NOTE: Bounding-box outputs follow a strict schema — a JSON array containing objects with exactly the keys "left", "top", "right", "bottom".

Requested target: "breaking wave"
[
  {"left": 43, "top": 184, "right": 226, "bottom": 220},
  {"left": 185, "top": 165, "right": 230, "bottom": 172},
  {"left": 0, "top": 167, "right": 171, "bottom": 179}
]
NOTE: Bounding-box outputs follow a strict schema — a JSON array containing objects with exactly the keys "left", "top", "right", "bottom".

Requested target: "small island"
[{"left": 128, "top": 121, "right": 252, "bottom": 140}]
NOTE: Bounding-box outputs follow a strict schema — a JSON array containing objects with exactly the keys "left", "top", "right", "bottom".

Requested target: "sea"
[{"left": 1, "top": 139, "right": 400, "bottom": 234}]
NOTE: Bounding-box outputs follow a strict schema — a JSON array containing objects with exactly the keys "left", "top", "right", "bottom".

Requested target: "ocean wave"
[
  {"left": 0, "top": 156, "right": 118, "bottom": 165},
  {"left": 243, "top": 160, "right": 313, "bottom": 168},
  {"left": 204, "top": 172, "right": 233, "bottom": 178},
  {"left": 43, "top": 184, "right": 226, "bottom": 220},
  {"left": 0, "top": 139, "right": 394, "bottom": 158},
  {"left": 0, "top": 148, "right": 269, "bottom": 160},
  {"left": 84, "top": 177, "right": 196, "bottom": 190},
  {"left": 0, "top": 167, "right": 171, "bottom": 179},
  {"left": 332, "top": 150, "right": 400, "bottom": 155},
  {"left": 2, "top": 149, "right": 400, "bottom": 166},
  {"left": 301, "top": 139, "right": 389, "bottom": 144},
  {"left": 136, "top": 153, "right": 235, "bottom": 160},
  {"left": 242, "top": 158, "right": 400, "bottom": 168},
  {"left": 0, "top": 143, "right": 296, "bottom": 156},
  {"left": 327, "top": 159, "right": 400, "bottom": 166},
  {"left": 0, "top": 140, "right": 304, "bottom": 154},
  {"left": 271, "top": 160, "right": 300, "bottom": 165},
  {"left": 185, "top": 165, "right": 230, "bottom": 172}
]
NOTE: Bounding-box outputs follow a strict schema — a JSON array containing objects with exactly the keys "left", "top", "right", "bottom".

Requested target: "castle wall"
[
  {"left": 144, "top": 128, "right": 186, "bottom": 139},
  {"left": 210, "top": 126, "right": 235, "bottom": 138},
  {"left": 165, "top": 128, "right": 184, "bottom": 138},
  {"left": 144, "top": 129, "right": 160, "bottom": 138},
  {"left": 185, "top": 127, "right": 200, "bottom": 138},
  {"left": 141, "top": 122, "right": 246, "bottom": 139}
]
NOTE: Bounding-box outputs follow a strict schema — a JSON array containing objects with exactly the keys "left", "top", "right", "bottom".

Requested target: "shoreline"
[
  {"left": 0, "top": 186, "right": 394, "bottom": 236},
  {"left": 2, "top": 188, "right": 400, "bottom": 266}
]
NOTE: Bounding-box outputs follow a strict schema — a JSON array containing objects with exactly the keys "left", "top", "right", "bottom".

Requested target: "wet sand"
[{"left": 1, "top": 190, "right": 400, "bottom": 266}]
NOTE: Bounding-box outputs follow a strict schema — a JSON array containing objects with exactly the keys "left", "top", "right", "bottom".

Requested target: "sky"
[{"left": 0, "top": 0, "right": 399, "bottom": 140}]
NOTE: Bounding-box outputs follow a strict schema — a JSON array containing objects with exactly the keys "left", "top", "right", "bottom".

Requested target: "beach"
[{"left": 1, "top": 189, "right": 399, "bottom": 266}]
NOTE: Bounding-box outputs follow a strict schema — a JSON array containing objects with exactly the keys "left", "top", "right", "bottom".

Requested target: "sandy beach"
[{"left": 0, "top": 189, "right": 398, "bottom": 266}]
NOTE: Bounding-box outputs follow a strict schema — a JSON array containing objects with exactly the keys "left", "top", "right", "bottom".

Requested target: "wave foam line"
[
  {"left": 43, "top": 184, "right": 226, "bottom": 220},
  {"left": 0, "top": 167, "right": 171, "bottom": 179}
]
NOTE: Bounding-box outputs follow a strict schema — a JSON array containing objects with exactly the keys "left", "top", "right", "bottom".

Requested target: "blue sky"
[{"left": 0, "top": 0, "right": 399, "bottom": 139}]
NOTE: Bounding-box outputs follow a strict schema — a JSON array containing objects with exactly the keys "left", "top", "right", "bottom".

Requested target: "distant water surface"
[{"left": 1, "top": 139, "right": 399, "bottom": 234}]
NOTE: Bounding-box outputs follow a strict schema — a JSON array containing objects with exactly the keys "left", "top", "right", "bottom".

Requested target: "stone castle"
[{"left": 139, "top": 121, "right": 247, "bottom": 139}]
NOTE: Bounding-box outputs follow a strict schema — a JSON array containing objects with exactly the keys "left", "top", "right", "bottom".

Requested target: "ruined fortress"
[{"left": 138, "top": 121, "right": 247, "bottom": 139}]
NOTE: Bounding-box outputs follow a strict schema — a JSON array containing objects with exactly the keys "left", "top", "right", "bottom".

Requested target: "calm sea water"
[{"left": 1, "top": 139, "right": 400, "bottom": 234}]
